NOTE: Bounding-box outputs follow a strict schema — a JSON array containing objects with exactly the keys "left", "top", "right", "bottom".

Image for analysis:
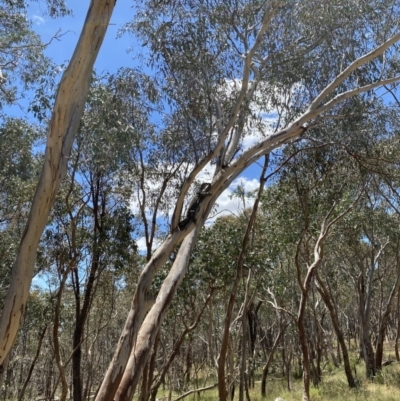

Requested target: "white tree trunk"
[{"left": 0, "top": 0, "right": 116, "bottom": 367}]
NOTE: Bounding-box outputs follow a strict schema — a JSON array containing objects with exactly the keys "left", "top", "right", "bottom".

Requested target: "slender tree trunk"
[
  {"left": 185, "top": 335, "right": 192, "bottom": 385},
  {"left": 149, "top": 294, "right": 211, "bottom": 401},
  {"left": 261, "top": 325, "right": 287, "bottom": 397},
  {"left": 72, "top": 323, "right": 84, "bottom": 401},
  {"left": 375, "top": 256, "right": 400, "bottom": 368},
  {"left": 72, "top": 177, "right": 105, "bottom": 401},
  {"left": 218, "top": 265, "right": 242, "bottom": 401},
  {"left": 207, "top": 301, "right": 215, "bottom": 367},
  {"left": 239, "top": 271, "right": 252, "bottom": 401},
  {"left": 298, "top": 304, "right": 311, "bottom": 401},
  {"left": 294, "top": 192, "right": 361, "bottom": 400},
  {"left": 395, "top": 293, "right": 400, "bottom": 361},
  {"left": 219, "top": 157, "right": 269, "bottom": 401},
  {"left": 72, "top": 243, "right": 101, "bottom": 401},
  {"left": 146, "top": 330, "right": 160, "bottom": 401},
  {"left": 358, "top": 241, "right": 389, "bottom": 378},
  {"left": 358, "top": 270, "right": 375, "bottom": 378},
  {"left": 315, "top": 275, "right": 356, "bottom": 388},
  {"left": 362, "top": 324, "right": 375, "bottom": 377},
  {"left": 54, "top": 272, "right": 71, "bottom": 401},
  {"left": 0, "top": 0, "right": 115, "bottom": 369},
  {"left": 285, "top": 349, "right": 293, "bottom": 391},
  {"left": 18, "top": 325, "right": 48, "bottom": 401}
]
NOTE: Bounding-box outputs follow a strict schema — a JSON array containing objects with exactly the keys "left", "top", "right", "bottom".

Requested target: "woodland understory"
[{"left": 3, "top": 1, "right": 400, "bottom": 401}]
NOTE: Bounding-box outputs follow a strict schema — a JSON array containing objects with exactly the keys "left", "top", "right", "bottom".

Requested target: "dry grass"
[{"left": 149, "top": 361, "right": 400, "bottom": 401}]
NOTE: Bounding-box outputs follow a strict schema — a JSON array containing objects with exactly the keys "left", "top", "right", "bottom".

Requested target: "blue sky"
[
  {"left": 30, "top": 0, "right": 136, "bottom": 72},
  {"left": 27, "top": 0, "right": 265, "bottom": 257},
  {"left": 28, "top": 1, "right": 264, "bottom": 173}
]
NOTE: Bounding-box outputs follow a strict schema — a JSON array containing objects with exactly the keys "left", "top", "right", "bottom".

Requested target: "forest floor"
[
  {"left": 152, "top": 361, "right": 400, "bottom": 401},
  {"left": 247, "top": 361, "right": 400, "bottom": 401}
]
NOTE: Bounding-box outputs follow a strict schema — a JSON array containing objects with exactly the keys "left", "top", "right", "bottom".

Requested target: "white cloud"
[
  {"left": 207, "top": 176, "right": 261, "bottom": 224},
  {"left": 135, "top": 236, "right": 163, "bottom": 254},
  {"left": 129, "top": 80, "right": 288, "bottom": 241},
  {"left": 133, "top": 175, "right": 262, "bottom": 254},
  {"left": 136, "top": 237, "right": 148, "bottom": 253},
  {"left": 32, "top": 15, "right": 45, "bottom": 25},
  {"left": 242, "top": 132, "right": 261, "bottom": 150}
]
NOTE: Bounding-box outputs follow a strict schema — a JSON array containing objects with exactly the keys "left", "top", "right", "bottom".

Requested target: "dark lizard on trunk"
[{"left": 177, "top": 183, "right": 212, "bottom": 230}]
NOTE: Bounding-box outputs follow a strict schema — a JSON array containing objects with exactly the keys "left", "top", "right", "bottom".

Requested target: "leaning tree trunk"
[
  {"left": 95, "top": 31, "right": 400, "bottom": 401},
  {"left": 149, "top": 293, "right": 212, "bottom": 401},
  {"left": 114, "top": 228, "right": 201, "bottom": 401},
  {"left": 0, "top": 0, "right": 116, "bottom": 372}
]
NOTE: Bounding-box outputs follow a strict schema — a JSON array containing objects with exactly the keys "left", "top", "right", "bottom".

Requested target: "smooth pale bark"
[
  {"left": 95, "top": 228, "right": 190, "bottom": 401},
  {"left": 357, "top": 241, "right": 388, "bottom": 377},
  {"left": 297, "top": 238, "right": 327, "bottom": 401},
  {"left": 239, "top": 270, "right": 252, "bottom": 401},
  {"left": 97, "top": 33, "right": 400, "bottom": 401},
  {"left": 171, "top": 2, "right": 281, "bottom": 229},
  {"left": 0, "top": 0, "right": 116, "bottom": 367},
  {"left": 296, "top": 194, "right": 362, "bottom": 401},
  {"left": 149, "top": 293, "right": 212, "bottom": 401},
  {"left": 114, "top": 227, "right": 201, "bottom": 401}
]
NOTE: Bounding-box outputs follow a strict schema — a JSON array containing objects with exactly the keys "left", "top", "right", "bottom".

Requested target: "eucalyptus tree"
[
  {"left": 330, "top": 189, "right": 400, "bottom": 377},
  {"left": 0, "top": 0, "right": 70, "bottom": 108},
  {"left": 144, "top": 259, "right": 215, "bottom": 401},
  {"left": 40, "top": 72, "right": 144, "bottom": 401},
  {"left": 96, "top": 2, "right": 400, "bottom": 400},
  {"left": 0, "top": 117, "right": 44, "bottom": 393},
  {"left": 260, "top": 137, "right": 367, "bottom": 399},
  {"left": 215, "top": 157, "right": 269, "bottom": 401},
  {"left": 0, "top": 0, "right": 116, "bottom": 373},
  {"left": 2, "top": 290, "right": 52, "bottom": 401},
  {"left": 0, "top": 118, "right": 42, "bottom": 298},
  {"left": 2, "top": 1, "right": 400, "bottom": 399}
]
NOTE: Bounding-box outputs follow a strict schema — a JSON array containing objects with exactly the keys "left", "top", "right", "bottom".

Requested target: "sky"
[
  {"left": 30, "top": 0, "right": 136, "bottom": 72},
  {"left": 27, "top": 0, "right": 266, "bottom": 254}
]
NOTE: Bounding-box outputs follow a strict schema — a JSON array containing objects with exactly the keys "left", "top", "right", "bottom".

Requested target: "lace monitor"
[{"left": 177, "top": 183, "right": 212, "bottom": 230}]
